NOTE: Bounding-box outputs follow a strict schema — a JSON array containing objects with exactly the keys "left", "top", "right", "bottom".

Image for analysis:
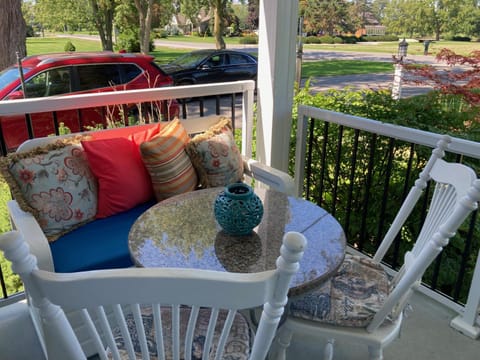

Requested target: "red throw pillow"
[
  {"left": 128, "top": 124, "right": 162, "bottom": 146},
  {"left": 82, "top": 137, "right": 154, "bottom": 218},
  {"left": 88, "top": 123, "right": 160, "bottom": 142}
]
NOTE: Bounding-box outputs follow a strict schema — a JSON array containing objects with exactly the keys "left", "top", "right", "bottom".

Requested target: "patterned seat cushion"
[
  {"left": 111, "top": 306, "right": 251, "bottom": 359},
  {"left": 289, "top": 254, "right": 390, "bottom": 328}
]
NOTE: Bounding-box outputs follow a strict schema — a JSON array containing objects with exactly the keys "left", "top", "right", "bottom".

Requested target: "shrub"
[
  {"left": 116, "top": 30, "right": 154, "bottom": 52},
  {"left": 154, "top": 29, "right": 169, "bottom": 38},
  {"left": 362, "top": 35, "right": 399, "bottom": 42},
  {"left": 318, "top": 35, "right": 334, "bottom": 44},
  {"left": 25, "top": 25, "right": 35, "bottom": 37},
  {"left": 452, "top": 36, "right": 471, "bottom": 42},
  {"left": 341, "top": 36, "right": 358, "bottom": 44},
  {"left": 333, "top": 37, "right": 343, "bottom": 44},
  {"left": 239, "top": 36, "right": 258, "bottom": 44},
  {"left": 304, "top": 36, "right": 322, "bottom": 44},
  {"left": 64, "top": 41, "right": 76, "bottom": 52},
  {"left": 443, "top": 34, "right": 471, "bottom": 42}
]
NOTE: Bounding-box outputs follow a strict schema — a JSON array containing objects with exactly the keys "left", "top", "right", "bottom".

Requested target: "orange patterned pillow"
[{"left": 140, "top": 118, "right": 198, "bottom": 201}]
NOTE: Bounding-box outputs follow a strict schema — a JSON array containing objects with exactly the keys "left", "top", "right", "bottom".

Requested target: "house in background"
[
  {"left": 355, "top": 11, "right": 386, "bottom": 37},
  {"left": 167, "top": 9, "right": 212, "bottom": 35}
]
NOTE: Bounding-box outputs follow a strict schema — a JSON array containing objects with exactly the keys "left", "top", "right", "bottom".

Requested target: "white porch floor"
[
  {"left": 1, "top": 290, "right": 479, "bottom": 359},
  {"left": 287, "top": 291, "right": 480, "bottom": 359}
]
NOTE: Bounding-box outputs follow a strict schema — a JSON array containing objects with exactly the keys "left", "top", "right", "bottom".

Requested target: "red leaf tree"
[{"left": 403, "top": 49, "right": 480, "bottom": 107}]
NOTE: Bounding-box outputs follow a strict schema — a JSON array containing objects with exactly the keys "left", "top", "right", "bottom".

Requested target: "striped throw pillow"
[{"left": 140, "top": 119, "right": 198, "bottom": 201}]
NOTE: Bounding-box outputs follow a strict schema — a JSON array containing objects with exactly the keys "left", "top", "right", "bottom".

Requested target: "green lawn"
[
  {"left": 303, "top": 40, "right": 480, "bottom": 57},
  {"left": 153, "top": 35, "right": 480, "bottom": 56},
  {"left": 158, "top": 35, "right": 246, "bottom": 45},
  {"left": 27, "top": 36, "right": 103, "bottom": 53},
  {"left": 302, "top": 60, "right": 393, "bottom": 77},
  {"left": 26, "top": 36, "right": 394, "bottom": 76}
]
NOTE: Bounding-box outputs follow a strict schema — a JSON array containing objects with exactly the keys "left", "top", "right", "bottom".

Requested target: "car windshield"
[
  {"left": 0, "top": 66, "right": 31, "bottom": 89},
  {"left": 170, "top": 52, "right": 210, "bottom": 68}
]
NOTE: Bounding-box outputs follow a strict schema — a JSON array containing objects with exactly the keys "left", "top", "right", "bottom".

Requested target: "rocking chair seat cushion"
[
  {"left": 111, "top": 306, "right": 251, "bottom": 359},
  {"left": 288, "top": 254, "right": 390, "bottom": 328}
]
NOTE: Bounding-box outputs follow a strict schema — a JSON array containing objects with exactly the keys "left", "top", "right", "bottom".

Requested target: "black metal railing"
[{"left": 294, "top": 108, "right": 480, "bottom": 305}]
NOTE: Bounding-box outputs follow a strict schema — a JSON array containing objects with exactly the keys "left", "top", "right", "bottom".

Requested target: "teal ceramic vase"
[{"left": 214, "top": 183, "right": 264, "bottom": 236}]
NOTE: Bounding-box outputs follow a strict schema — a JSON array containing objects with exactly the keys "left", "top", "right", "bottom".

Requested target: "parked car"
[
  {"left": 160, "top": 49, "right": 258, "bottom": 86},
  {"left": 0, "top": 52, "right": 179, "bottom": 151}
]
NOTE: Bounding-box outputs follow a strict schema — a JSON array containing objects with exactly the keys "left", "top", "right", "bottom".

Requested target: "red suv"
[{"left": 0, "top": 52, "right": 179, "bottom": 151}]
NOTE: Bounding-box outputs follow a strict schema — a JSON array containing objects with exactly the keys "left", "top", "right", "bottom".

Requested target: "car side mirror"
[
  {"left": 5, "top": 90, "right": 25, "bottom": 100},
  {"left": 200, "top": 64, "right": 211, "bottom": 70}
]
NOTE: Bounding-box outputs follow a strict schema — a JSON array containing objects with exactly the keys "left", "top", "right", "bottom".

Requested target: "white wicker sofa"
[
  {"left": 0, "top": 81, "right": 294, "bottom": 357},
  {"left": 4, "top": 117, "right": 293, "bottom": 274},
  {"left": 1, "top": 81, "right": 294, "bottom": 274}
]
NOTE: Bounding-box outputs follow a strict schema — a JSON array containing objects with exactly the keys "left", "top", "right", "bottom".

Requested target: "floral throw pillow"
[
  {"left": 186, "top": 117, "right": 243, "bottom": 188},
  {"left": 0, "top": 140, "right": 98, "bottom": 241}
]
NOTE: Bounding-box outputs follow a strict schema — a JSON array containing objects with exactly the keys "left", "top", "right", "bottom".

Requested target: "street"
[{"left": 59, "top": 34, "right": 445, "bottom": 97}]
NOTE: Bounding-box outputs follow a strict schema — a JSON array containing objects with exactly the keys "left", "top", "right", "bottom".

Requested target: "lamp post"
[
  {"left": 295, "top": 16, "right": 304, "bottom": 86},
  {"left": 392, "top": 38, "right": 409, "bottom": 99}
]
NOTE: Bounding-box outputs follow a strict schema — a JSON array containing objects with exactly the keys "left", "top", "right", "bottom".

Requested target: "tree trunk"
[
  {"left": 213, "top": 0, "right": 226, "bottom": 49},
  {"left": 134, "top": 0, "right": 154, "bottom": 54},
  {"left": 0, "top": 0, "right": 26, "bottom": 70},
  {"left": 89, "top": 0, "right": 114, "bottom": 51}
]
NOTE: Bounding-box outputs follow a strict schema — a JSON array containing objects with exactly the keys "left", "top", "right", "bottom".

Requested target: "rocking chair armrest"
[
  {"left": 7, "top": 200, "right": 54, "bottom": 272},
  {"left": 243, "top": 157, "right": 295, "bottom": 196}
]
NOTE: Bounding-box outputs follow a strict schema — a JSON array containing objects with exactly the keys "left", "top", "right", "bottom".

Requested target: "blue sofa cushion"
[{"left": 50, "top": 201, "right": 155, "bottom": 273}]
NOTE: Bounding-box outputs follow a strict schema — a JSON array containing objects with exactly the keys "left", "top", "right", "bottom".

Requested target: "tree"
[
  {"left": 175, "top": 0, "right": 203, "bottom": 30},
  {"left": 383, "top": 0, "right": 422, "bottom": 38},
  {"left": 89, "top": 0, "right": 115, "bottom": 51},
  {"left": 246, "top": 0, "right": 259, "bottom": 31},
  {"left": 299, "top": 0, "right": 353, "bottom": 36},
  {"left": 35, "top": 0, "right": 93, "bottom": 33},
  {"left": 115, "top": 0, "right": 173, "bottom": 53},
  {"left": 133, "top": 0, "right": 155, "bottom": 54},
  {"left": 370, "top": 0, "right": 389, "bottom": 21},
  {"left": 210, "top": 0, "right": 228, "bottom": 49},
  {"left": 175, "top": 0, "right": 234, "bottom": 49},
  {"left": 0, "top": 0, "right": 26, "bottom": 70},
  {"left": 383, "top": 0, "right": 480, "bottom": 40},
  {"left": 405, "top": 49, "right": 480, "bottom": 111}
]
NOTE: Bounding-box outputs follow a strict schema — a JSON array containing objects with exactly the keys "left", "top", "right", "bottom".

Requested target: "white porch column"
[{"left": 256, "top": 0, "right": 299, "bottom": 172}]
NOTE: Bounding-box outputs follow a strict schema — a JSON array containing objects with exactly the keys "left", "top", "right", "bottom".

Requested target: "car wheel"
[{"left": 177, "top": 80, "right": 195, "bottom": 103}]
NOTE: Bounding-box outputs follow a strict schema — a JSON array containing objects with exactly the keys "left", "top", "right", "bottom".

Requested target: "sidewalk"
[{"left": 303, "top": 72, "right": 433, "bottom": 97}]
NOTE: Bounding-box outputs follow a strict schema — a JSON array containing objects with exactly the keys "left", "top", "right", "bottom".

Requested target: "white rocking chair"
[
  {"left": 271, "top": 135, "right": 480, "bottom": 360},
  {"left": 0, "top": 230, "right": 307, "bottom": 360}
]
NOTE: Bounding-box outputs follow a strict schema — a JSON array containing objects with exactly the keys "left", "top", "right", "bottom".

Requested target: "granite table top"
[{"left": 129, "top": 187, "right": 346, "bottom": 297}]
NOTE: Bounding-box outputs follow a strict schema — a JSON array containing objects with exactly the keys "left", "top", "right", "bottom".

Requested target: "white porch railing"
[
  {"left": 1, "top": 85, "right": 478, "bottom": 340},
  {"left": 0, "top": 80, "right": 255, "bottom": 158},
  {"left": 294, "top": 105, "right": 480, "bottom": 339}
]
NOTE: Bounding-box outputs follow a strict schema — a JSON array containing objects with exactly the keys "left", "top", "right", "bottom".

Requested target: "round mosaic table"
[{"left": 129, "top": 187, "right": 346, "bottom": 297}]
